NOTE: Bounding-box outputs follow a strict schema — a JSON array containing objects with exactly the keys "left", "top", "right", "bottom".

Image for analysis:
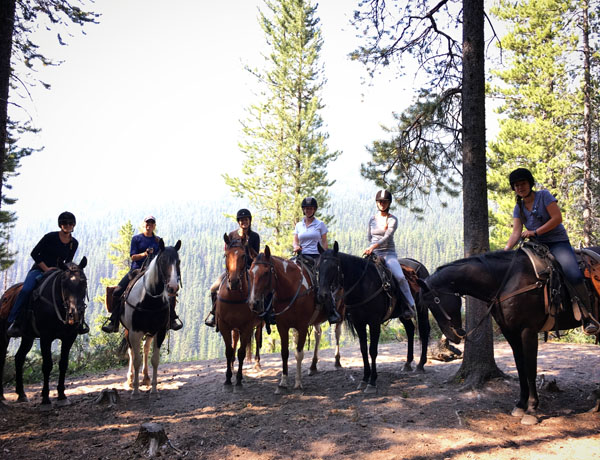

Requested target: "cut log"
[
  {"left": 135, "top": 423, "right": 169, "bottom": 457},
  {"left": 94, "top": 388, "right": 120, "bottom": 406}
]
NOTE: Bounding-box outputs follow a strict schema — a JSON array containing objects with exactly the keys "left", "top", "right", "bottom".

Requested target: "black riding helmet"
[
  {"left": 509, "top": 168, "right": 535, "bottom": 190},
  {"left": 58, "top": 211, "right": 76, "bottom": 227},
  {"left": 236, "top": 208, "right": 252, "bottom": 222},
  {"left": 375, "top": 189, "right": 392, "bottom": 202},
  {"left": 301, "top": 197, "right": 318, "bottom": 208}
]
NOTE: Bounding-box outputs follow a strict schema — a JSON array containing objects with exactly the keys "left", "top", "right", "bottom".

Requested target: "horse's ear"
[
  {"left": 58, "top": 260, "right": 68, "bottom": 271},
  {"left": 159, "top": 238, "right": 165, "bottom": 251},
  {"left": 248, "top": 246, "right": 258, "bottom": 259},
  {"left": 174, "top": 240, "right": 182, "bottom": 251},
  {"left": 79, "top": 256, "right": 88, "bottom": 269},
  {"left": 333, "top": 241, "right": 339, "bottom": 255},
  {"left": 317, "top": 242, "right": 324, "bottom": 254},
  {"left": 416, "top": 279, "right": 428, "bottom": 291},
  {"left": 265, "top": 245, "right": 271, "bottom": 260},
  {"left": 224, "top": 233, "right": 230, "bottom": 245}
]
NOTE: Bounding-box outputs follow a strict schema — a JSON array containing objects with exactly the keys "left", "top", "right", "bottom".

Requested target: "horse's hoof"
[
  {"left": 55, "top": 397, "right": 71, "bottom": 407},
  {"left": 415, "top": 366, "right": 425, "bottom": 374},
  {"left": 356, "top": 381, "right": 368, "bottom": 391},
  {"left": 275, "top": 385, "right": 287, "bottom": 395},
  {"left": 39, "top": 402, "right": 53, "bottom": 411},
  {"left": 308, "top": 367, "right": 317, "bottom": 376},
  {"left": 293, "top": 383, "right": 304, "bottom": 391},
  {"left": 233, "top": 384, "right": 243, "bottom": 394},
  {"left": 141, "top": 377, "right": 151, "bottom": 387},
  {"left": 364, "top": 384, "right": 377, "bottom": 394},
  {"left": 403, "top": 363, "right": 413, "bottom": 372},
  {"left": 334, "top": 361, "right": 342, "bottom": 369},
  {"left": 511, "top": 407, "right": 526, "bottom": 417},
  {"left": 16, "top": 394, "right": 29, "bottom": 403},
  {"left": 520, "top": 414, "right": 538, "bottom": 425},
  {"left": 254, "top": 363, "right": 262, "bottom": 371},
  {"left": 223, "top": 384, "right": 233, "bottom": 393}
]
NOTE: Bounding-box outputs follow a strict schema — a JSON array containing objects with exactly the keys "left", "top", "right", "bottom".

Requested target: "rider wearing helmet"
[
  {"left": 364, "top": 190, "right": 416, "bottom": 320},
  {"left": 292, "top": 196, "right": 341, "bottom": 324},
  {"left": 205, "top": 208, "right": 260, "bottom": 328},
  {"left": 7, "top": 211, "right": 88, "bottom": 337},
  {"left": 505, "top": 168, "right": 599, "bottom": 335},
  {"left": 102, "top": 215, "right": 183, "bottom": 333}
]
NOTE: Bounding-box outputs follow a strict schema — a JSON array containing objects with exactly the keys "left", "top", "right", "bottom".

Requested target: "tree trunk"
[
  {"left": 582, "top": 0, "right": 593, "bottom": 247},
  {"left": 0, "top": 0, "right": 16, "bottom": 210},
  {"left": 454, "top": 0, "right": 503, "bottom": 387}
]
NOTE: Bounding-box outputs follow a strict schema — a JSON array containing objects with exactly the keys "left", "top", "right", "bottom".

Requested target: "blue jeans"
[
  {"left": 8, "top": 269, "right": 44, "bottom": 323},
  {"left": 546, "top": 241, "right": 583, "bottom": 285}
]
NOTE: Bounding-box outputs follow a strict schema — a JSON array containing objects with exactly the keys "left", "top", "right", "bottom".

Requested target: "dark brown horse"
[
  {"left": 216, "top": 234, "right": 262, "bottom": 390},
  {"left": 0, "top": 258, "right": 88, "bottom": 406},
  {"left": 418, "top": 248, "right": 598, "bottom": 424},
  {"left": 248, "top": 246, "right": 342, "bottom": 393}
]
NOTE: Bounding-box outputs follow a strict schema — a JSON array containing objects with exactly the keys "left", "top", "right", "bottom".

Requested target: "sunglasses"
[{"left": 60, "top": 221, "right": 75, "bottom": 226}]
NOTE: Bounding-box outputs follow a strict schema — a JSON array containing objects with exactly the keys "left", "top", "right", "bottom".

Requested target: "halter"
[
  {"left": 36, "top": 265, "right": 88, "bottom": 326},
  {"left": 224, "top": 240, "right": 249, "bottom": 291}
]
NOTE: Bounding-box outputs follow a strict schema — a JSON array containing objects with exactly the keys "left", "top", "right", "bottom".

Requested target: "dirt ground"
[{"left": 1, "top": 339, "right": 599, "bottom": 460}]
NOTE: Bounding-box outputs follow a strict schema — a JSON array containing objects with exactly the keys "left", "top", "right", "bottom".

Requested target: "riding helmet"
[
  {"left": 301, "top": 197, "right": 318, "bottom": 208},
  {"left": 236, "top": 208, "right": 252, "bottom": 221},
  {"left": 58, "top": 211, "right": 76, "bottom": 227},
  {"left": 508, "top": 168, "right": 535, "bottom": 190},
  {"left": 375, "top": 190, "right": 392, "bottom": 202}
]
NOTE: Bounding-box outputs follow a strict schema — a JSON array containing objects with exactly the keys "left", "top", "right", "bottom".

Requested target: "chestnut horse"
[
  {"left": 0, "top": 258, "right": 88, "bottom": 406},
  {"left": 216, "top": 233, "right": 262, "bottom": 390},
  {"left": 248, "top": 246, "right": 343, "bottom": 393}
]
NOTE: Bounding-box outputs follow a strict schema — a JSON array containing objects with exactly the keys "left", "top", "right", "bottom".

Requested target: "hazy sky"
[{"left": 9, "top": 0, "right": 422, "bottom": 223}]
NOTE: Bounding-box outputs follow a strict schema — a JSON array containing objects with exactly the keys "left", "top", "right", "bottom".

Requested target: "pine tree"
[{"left": 224, "top": 0, "right": 339, "bottom": 256}]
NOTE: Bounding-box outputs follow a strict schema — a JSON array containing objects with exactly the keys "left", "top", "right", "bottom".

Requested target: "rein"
[{"left": 36, "top": 268, "right": 87, "bottom": 326}]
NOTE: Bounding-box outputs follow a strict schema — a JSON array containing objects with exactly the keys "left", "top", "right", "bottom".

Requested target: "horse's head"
[
  {"left": 223, "top": 233, "right": 247, "bottom": 291},
  {"left": 155, "top": 239, "right": 182, "bottom": 296},
  {"left": 58, "top": 257, "right": 88, "bottom": 326},
  {"left": 316, "top": 241, "right": 342, "bottom": 313},
  {"left": 417, "top": 277, "right": 465, "bottom": 343},
  {"left": 248, "top": 246, "right": 274, "bottom": 314}
]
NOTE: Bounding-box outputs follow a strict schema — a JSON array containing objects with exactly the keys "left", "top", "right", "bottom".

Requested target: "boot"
[
  {"left": 572, "top": 282, "right": 599, "bottom": 335},
  {"left": 169, "top": 298, "right": 183, "bottom": 331},
  {"left": 77, "top": 320, "right": 90, "bottom": 335},
  {"left": 327, "top": 305, "right": 342, "bottom": 325},
  {"left": 7, "top": 320, "right": 23, "bottom": 338},
  {"left": 204, "top": 291, "right": 217, "bottom": 327},
  {"left": 101, "top": 316, "right": 120, "bottom": 333}
]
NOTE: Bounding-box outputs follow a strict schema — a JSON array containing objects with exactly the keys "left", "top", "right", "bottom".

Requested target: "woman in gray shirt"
[{"left": 364, "top": 190, "right": 416, "bottom": 316}]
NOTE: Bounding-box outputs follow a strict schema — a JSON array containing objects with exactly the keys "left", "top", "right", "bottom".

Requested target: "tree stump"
[
  {"left": 135, "top": 423, "right": 169, "bottom": 457},
  {"left": 94, "top": 388, "right": 120, "bottom": 407}
]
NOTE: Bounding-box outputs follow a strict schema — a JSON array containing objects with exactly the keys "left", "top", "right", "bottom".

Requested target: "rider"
[
  {"left": 293, "top": 196, "right": 341, "bottom": 324},
  {"left": 504, "top": 168, "right": 599, "bottom": 335},
  {"left": 363, "top": 190, "right": 416, "bottom": 320},
  {"left": 7, "top": 211, "right": 89, "bottom": 337},
  {"left": 205, "top": 208, "right": 260, "bottom": 327},
  {"left": 102, "top": 215, "right": 183, "bottom": 333}
]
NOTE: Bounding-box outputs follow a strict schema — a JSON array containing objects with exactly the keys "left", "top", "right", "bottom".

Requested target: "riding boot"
[
  {"left": 204, "top": 291, "right": 217, "bottom": 327},
  {"left": 572, "top": 282, "right": 599, "bottom": 335},
  {"left": 101, "top": 299, "right": 122, "bottom": 334},
  {"left": 326, "top": 302, "right": 342, "bottom": 325},
  {"left": 169, "top": 297, "right": 183, "bottom": 331},
  {"left": 6, "top": 320, "right": 23, "bottom": 338},
  {"left": 77, "top": 320, "right": 90, "bottom": 335}
]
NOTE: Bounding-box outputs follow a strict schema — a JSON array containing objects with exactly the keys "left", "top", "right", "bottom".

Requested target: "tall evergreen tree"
[{"left": 224, "top": 0, "right": 339, "bottom": 256}]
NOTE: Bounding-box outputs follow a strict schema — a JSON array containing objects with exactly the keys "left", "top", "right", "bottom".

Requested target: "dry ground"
[{"left": 1, "top": 340, "right": 599, "bottom": 460}]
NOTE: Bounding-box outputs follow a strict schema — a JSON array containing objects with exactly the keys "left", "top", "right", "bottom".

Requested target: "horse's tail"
[
  {"left": 117, "top": 334, "right": 129, "bottom": 358},
  {"left": 344, "top": 313, "right": 357, "bottom": 339}
]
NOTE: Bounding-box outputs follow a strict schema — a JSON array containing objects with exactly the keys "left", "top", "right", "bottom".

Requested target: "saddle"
[
  {"left": 105, "top": 269, "right": 144, "bottom": 313},
  {"left": 370, "top": 255, "right": 417, "bottom": 322},
  {"left": 0, "top": 283, "right": 23, "bottom": 320}
]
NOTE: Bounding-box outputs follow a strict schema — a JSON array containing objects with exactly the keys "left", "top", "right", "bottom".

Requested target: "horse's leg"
[
  {"left": 56, "top": 334, "right": 77, "bottom": 404},
  {"left": 220, "top": 327, "right": 234, "bottom": 388},
  {"left": 39, "top": 337, "right": 53, "bottom": 405},
  {"left": 128, "top": 332, "right": 143, "bottom": 395},
  {"left": 276, "top": 327, "right": 290, "bottom": 394},
  {"left": 309, "top": 324, "right": 322, "bottom": 376},
  {"left": 334, "top": 322, "right": 342, "bottom": 368},
  {"left": 14, "top": 336, "right": 34, "bottom": 402},
  {"left": 365, "top": 322, "right": 381, "bottom": 393},
  {"left": 235, "top": 328, "right": 253, "bottom": 389},
  {"left": 415, "top": 304, "right": 431, "bottom": 373},
  {"left": 503, "top": 329, "right": 530, "bottom": 416},
  {"left": 402, "top": 318, "right": 415, "bottom": 372},
  {"left": 0, "top": 323, "right": 8, "bottom": 400},
  {"left": 521, "top": 328, "right": 540, "bottom": 417},
  {"left": 141, "top": 337, "right": 152, "bottom": 387},
  {"left": 254, "top": 325, "right": 262, "bottom": 370},
  {"left": 149, "top": 336, "right": 160, "bottom": 395},
  {"left": 294, "top": 328, "right": 307, "bottom": 390},
  {"left": 355, "top": 322, "right": 371, "bottom": 391}
]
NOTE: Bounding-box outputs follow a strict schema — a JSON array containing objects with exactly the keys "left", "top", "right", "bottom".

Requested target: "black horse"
[
  {"left": 317, "top": 242, "right": 463, "bottom": 393},
  {"left": 418, "top": 248, "right": 597, "bottom": 423},
  {"left": 0, "top": 258, "right": 88, "bottom": 406}
]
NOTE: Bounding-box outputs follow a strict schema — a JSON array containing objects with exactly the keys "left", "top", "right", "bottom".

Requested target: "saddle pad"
[
  {"left": 578, "top": 249, "right": 600, "bottom": 298},
  {"left": 106, "top": 286, "right": 116, "bottom": 313},
  {"left": 520, "top": 245, "right": 552, "bottom": 280},
  {"left": 0, "top": 283, "right": 23, "bottom": 320},
  {"left": 401, "top": 265, "right": 420, "bottom": 294}
]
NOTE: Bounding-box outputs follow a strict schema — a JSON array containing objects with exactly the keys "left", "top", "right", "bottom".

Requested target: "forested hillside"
[{"left": 3, "top": 188, "right": 463, "bottom": 362}]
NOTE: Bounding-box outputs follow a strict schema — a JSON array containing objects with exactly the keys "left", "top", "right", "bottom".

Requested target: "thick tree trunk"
[
  {"left": 0, "top": 0, "right": 16, "bottom": 210},
  {"left": 582, "top": 1, "right": 593, "bottom": 246},
  {"left": 454, "top": 0, "right": 503, "bottom": 387}
]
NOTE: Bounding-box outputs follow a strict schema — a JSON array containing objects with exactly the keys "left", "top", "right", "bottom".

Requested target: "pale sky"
[{"left": 8, "top": 0, "right": 427, "bottom": 223}]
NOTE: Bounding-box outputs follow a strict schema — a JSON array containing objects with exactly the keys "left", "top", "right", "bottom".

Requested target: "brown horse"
[
  {"left": 216, "top": 233, "right": 262, "bottom": 391},
  {"left": 248, "top": 246, "right": 342, "bottom": 393}
]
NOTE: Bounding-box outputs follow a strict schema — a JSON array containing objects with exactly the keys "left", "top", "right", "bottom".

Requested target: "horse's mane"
[{"left": 435, "top": 249, "right": 516, "bottom": 273}]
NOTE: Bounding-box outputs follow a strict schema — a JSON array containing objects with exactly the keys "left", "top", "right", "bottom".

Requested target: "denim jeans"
[
  {"left": 546, "top": 241, "right": 584, "bottom": 285},
  {"left": 8, "top": 269, "right": 44, "bottom": 323}
]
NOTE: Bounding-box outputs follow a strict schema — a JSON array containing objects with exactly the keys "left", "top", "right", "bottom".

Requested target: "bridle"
[
  {"left": 225, "top": 241, "right": 249, "bottom": 291},
  {"left": 37, "top": 264, "right": 88, "bottom": 326}
]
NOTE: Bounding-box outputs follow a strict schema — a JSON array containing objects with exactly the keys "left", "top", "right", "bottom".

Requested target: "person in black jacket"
[{"left": 7, "top": 211, "right": 88, "bottom": 337}]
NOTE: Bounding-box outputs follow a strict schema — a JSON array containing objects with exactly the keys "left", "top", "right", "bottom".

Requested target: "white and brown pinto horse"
[
  {"left": 120, "top": 239, "right": 181, "bottom": 396},
  {"left": 248, "top": 246, "right": 344, "bottom": 394}
]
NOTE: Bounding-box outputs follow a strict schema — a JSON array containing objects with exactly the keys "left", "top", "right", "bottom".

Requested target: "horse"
[
  {"left": 120, "top": 239, "right": 181, "bottom": 396},
  {"left": 418, "top": 248, "right": 597, "bottom": 423},
  {"left": 316, "top": 242, "right": 464, "bottom": 393},
  {"left": 0, "top": 258, "right": 88, "bottom": 406},
  {"left": 216, "top": 233, "right": 262, "bottom": 390},
  {"left": 248, "top": 246, "right": 343, "bottom": 393}
]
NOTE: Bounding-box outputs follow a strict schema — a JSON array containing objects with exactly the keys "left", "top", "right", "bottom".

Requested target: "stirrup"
[
  {"left": 78, "top": 321, "right": 90, "bottom": 335},
  {"left": 170, "top": 317, "right": 183, "bottom": 331},
  {"left": 328, "top": 310, "right": 342, "bottom": 325},
  {"left": 204, "top": 314, "right": 216, "bottom": 328},
  {"left": 101, "top": 318, "right": 119, "bottom": 333}
]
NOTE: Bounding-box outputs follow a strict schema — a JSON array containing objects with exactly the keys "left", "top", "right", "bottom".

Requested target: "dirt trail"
[{"left": 1, "top": 341, "right": 599, "bottom": 459}]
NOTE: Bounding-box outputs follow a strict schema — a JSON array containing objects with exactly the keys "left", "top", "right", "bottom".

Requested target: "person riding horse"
[
  {"left": 7, "top": 211, "right": 89, "bottom": 338},
  {"left": 363, "top": 190, "right": 416, "bottom": 319},
  {"left": 504, "top": 168, "right": 599, "bottom": 335},
  {"left": 205, "top": 208, "right": 260, "bottom": 328},
  {"left": 102, "top": 215, "right": 183, "bottom": 333},
  {"left": 292, "top": 196, "right": 341, "bottom": 324}
]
